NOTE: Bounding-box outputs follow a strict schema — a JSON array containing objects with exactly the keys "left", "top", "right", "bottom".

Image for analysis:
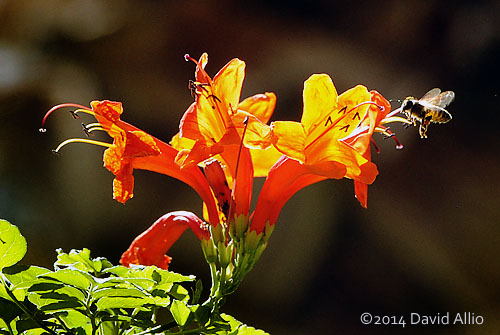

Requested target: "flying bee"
[{"left": 400, "top": 88, "right": 454, "bottom": 138}]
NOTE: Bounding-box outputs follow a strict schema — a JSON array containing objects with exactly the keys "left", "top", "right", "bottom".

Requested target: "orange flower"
[
  {"left": 172, "top": 53, "right": 276, "bottom": 170},
  {"left": 170, "top": 53, "right": 280, "bottom": 228},
  {"left": 250, "top": 74, "right": 395, "bottom": 233},
  {"left": 42, "top": 100, "right": 220, "bottom": 226},
  {"left": 120, "top": 211, "right": 209, "bottom": 270}
]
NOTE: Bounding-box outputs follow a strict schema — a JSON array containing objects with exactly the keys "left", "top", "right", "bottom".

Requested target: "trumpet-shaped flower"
[
  {"left": 171, "top": 53, "right": 280, "bottom": 231},
  {"left": 251, "top": 74, "right": 401, "bottom": 234},
  {"left": 172, "top": 53, "right": 276, "bottom": 170},
  {"left": 42, "top": 100, "right": 220, "bottom": 225},
  {"left": 120, "top": 211, "right": 209, "bottom": 270}
]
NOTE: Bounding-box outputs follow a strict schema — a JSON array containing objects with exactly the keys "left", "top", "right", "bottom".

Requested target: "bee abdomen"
[{"left": 430, "top": 108, "right": 452, "bottom": 123}]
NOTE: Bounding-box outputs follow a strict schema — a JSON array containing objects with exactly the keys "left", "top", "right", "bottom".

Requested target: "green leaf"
[
  {"left": 0, "top": 220, "right": 27, "bottom": 270},
  {"left": 92, "top": 287, "right": 148, "bottom": 300},
  {"left": 3, "top": 265, "right": 52, "bottom": 301},
  {"left": 38, "top": 269, "right": 95, "bottom": 291},
  {"left": 192, "top": 279, "right": 203, "bottom": 305},
  {"left": 96, "top": 276, "right": 156, "bottom": 291},
  {"left": 191, "top": 304, "right": 210, "bottom": 326},
  {"left": 170, "top": 300, "right": 191, "bottom": 327},
  {"left": 168, "top": 283, "right": 190, "bottom": 302},
  {"left": 39, "top": 299, "right": 83, "bottom": 312},
  {"left": 220, "top": 314, "right": 270, "bottom": 335},
  {"left": 95, "top": 296, "right": 154, "bottom": 310},
  {"left": 55, "top": 248, "right": 112, "bottom": 275},
  {"left": 3, "top": 265, "right": 51, "bottom": 288},
  {"left": 104, "top": 265, "right": 194, "bottom": 288},
  {"left": 28, "top": 282, "right": 65, "bottom": 292},
  {"left": 56, "top": 310, "right": 91, "bottom": 333}
]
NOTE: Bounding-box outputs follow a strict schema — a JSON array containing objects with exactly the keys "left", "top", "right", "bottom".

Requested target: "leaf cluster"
[{"left": 0, "top": 220, "right": 268, "bottom": 335}]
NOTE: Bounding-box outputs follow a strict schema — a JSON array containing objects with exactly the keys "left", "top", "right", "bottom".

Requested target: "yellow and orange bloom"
[
  {"left": 172, "top": 53, "right": 276, "bottom": 170},
  {"left": 120, "top": 211, "right": 209, "bottom": 270},
  {"left": 171, "top": 53, "right": 280, "bottom": 234},
  {"left": 250, "top": 74, "right": 405, "bottom": 234}
]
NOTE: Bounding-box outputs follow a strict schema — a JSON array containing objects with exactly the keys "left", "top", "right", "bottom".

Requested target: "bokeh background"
[{"left": 1, "top": 0, "right": 499, "bottom": 334}]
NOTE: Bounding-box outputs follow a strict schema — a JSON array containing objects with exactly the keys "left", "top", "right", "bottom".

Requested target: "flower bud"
[
  {"left": 244, "top": 229, "right": 262, "bottom": 252},
  {"left": 218, "top": 241, "right": 234, "bottom": 269},
  {"left": 201, "top": 237, "right": 217, "bottom": 264}
]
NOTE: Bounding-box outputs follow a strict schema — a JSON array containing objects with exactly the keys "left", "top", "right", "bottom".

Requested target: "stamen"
[
  {"left": 81, "top": 123, "right": 91, "bottom": 137},
  {"left": 381, "top": 116, "right": 412, "bottom": 125},
  {"left": 370, "top": 138, "right": 381, "bottom": 154},
  {"left": 346, "top": 101, "right": 385, "bottom": 115},
  {"left": 53, "top": 138, "right": 113, "bottom": 154},
  {"left": 233, "top": 116, "right": 249, "bottom": 182},
  {"left": 184, "top": 53, "right": 197, "bottom": 64},
  {"left": 41, "top": 103, "right": 93, "bottom": 129},
  {"left": 227, "top": 116, "right": 249, "bottom": 224},
  {"left": 375, "top": 126, "right": 404, "bottom": 150},
  {"left": 70, "top": 111, "right": 80, "bottom": 119}
]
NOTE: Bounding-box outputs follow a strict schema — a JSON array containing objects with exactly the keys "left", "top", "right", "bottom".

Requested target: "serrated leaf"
[
  {"left": 167, "top": 283, "right": 190, "bottom": 302},
  {"left": 95, "top": 296, "right": 154, "bottom": 310},
  {"left": 220, "top": 314, "right": 270, "bottom": 335},
  {"left": 0, "top": 220, "right": 27, "bottom": 270},
  {"left": 102, "top": 265, "right": 129, "bottom": 277},
  {"left": 4, "top": 265, "right": 51, "bottom": 290},
  {"left": 96, "top": 277, "right": 156, "bottom": 291},
  {"left": 153, "top": 268, "right": 195, "bottom": 285},
  {"left": 170, "top": 300, "right": 191, "bottom": 326},
  {"left": 55, "top": 248, "right": 112, "bottom": 275},
  {"left": 38, "top": 269, "right": 95, "bottom": 291}
]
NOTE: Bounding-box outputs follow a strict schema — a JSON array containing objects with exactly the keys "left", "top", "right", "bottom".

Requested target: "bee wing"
[
  {"left": 420, "top": 88, "right": 441, "bottom": 101},
  {"left": 429, "top": 91, "right": 455, "bottom": 108}
]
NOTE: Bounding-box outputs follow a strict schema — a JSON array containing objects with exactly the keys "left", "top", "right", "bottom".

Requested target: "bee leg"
[{"left": 419, "top": 116, "right": 432, "bottom": 139}]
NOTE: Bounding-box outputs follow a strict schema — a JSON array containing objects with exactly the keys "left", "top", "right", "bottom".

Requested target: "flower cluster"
[{"left": 42, "top": 53, "right": 411, "bottom": 304}]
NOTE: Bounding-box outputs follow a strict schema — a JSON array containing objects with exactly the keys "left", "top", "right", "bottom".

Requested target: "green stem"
[{"left": 208, "top": 262, "right": 219, "bottom": 298}]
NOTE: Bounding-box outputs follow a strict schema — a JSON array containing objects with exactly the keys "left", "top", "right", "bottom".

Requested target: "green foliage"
[
  {"left": 0, "top": 220, "right": 27, "bottom": 270},
  {"left": 0, "top": 220, "right": 268, "bottom": 335}
]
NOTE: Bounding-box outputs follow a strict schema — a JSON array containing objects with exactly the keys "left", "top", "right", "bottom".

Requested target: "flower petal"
[
  {"left": 251, "top": 156, "right": 326, "bottom": 233},
  {"left": 238, "top": 92, "right": 276, "bottom": 124},
  {"left": 250, "top": 146, "right": 283, "bottom": 177},
  {"left": 271, "top": 121, "right": 306, "bottom": 162},
  {"left": 212, "top": 58, "right": 245, "bottom": 111},
  {"left": 112, "top": 163, "right": 134, "bottom": 203},
  {"left": 301, "top": 74, "right": 338, "bottom": 131}
]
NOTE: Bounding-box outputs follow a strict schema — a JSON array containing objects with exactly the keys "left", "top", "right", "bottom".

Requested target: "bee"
[{"left": 401, "top": 88, "right": 454, "bottom": 138}]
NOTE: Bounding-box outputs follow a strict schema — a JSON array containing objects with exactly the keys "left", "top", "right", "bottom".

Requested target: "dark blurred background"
[{"left": 1, "top": 0, "right": 499, "bottom": 334}]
